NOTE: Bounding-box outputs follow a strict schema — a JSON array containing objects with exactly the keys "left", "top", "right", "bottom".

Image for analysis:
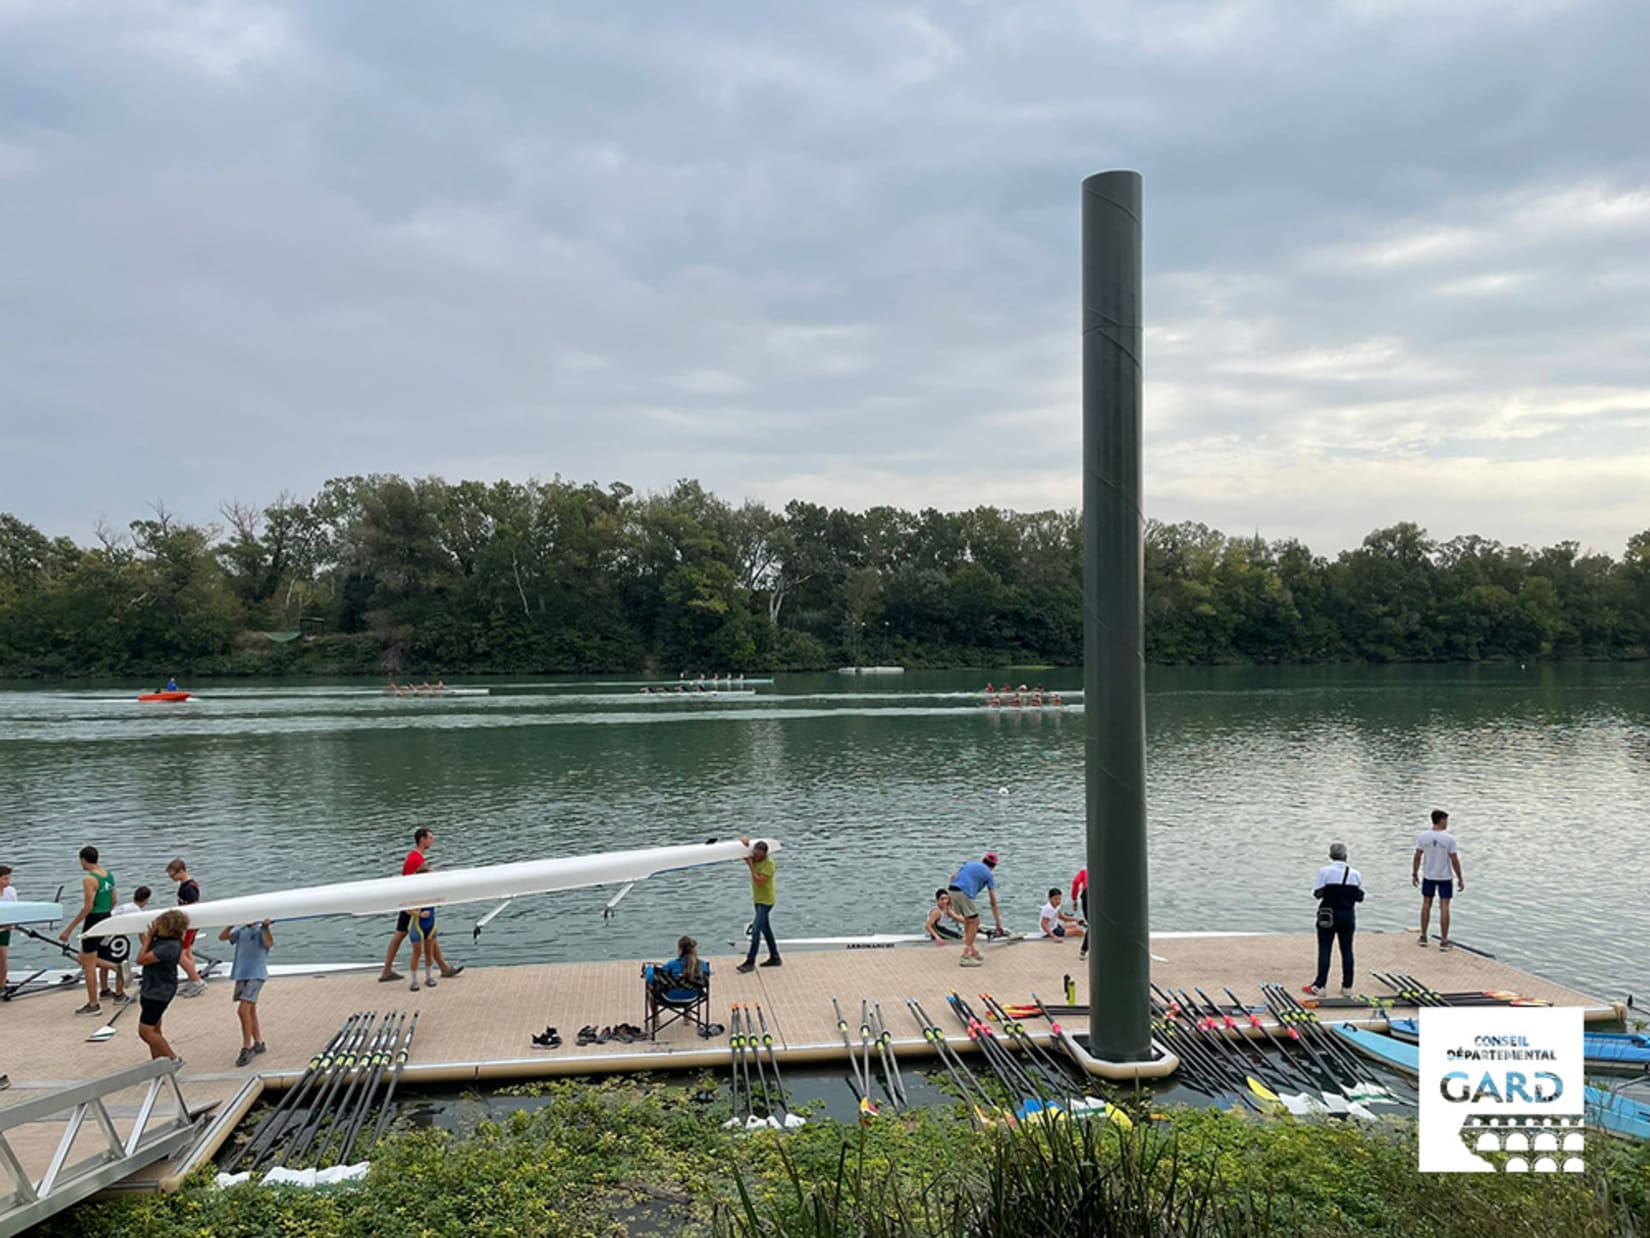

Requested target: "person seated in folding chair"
[{"left": 643, "top": 936, "right": 720, "bottom": 1039}]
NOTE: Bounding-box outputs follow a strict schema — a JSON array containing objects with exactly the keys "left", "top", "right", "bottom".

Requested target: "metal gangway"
[{"left": 0, "top": 1059, "right": 203, "bottom": 1236}]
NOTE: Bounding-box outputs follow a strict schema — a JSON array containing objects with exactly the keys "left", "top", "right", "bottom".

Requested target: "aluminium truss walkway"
[{"left": 0, "top": 1059, "right": 202, "bottom": 1237}]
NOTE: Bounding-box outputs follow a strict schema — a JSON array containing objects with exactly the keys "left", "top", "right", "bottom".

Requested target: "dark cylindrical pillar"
[{"left": 1081, "top": 170, "right": 1151, "bottom": 1063}]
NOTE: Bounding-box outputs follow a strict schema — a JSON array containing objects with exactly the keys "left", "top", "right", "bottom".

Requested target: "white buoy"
[{"left": 998, "top": 786, "right": 1009, "bottom": 796}]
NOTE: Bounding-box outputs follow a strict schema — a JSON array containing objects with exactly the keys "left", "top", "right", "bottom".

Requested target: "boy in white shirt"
[
  {"left": 1039, "top": 888, "right": 1085, "bottom": 941},
  {"left": 101, "top": 885, "right": 152, "bottom": 1004}
]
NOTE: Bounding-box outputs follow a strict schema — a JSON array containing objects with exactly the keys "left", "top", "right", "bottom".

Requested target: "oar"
[
  {"left": 832, "top": 996, "right": 875, "bottom": 1116},
  {"left": 872, "top": 1002, "right": 908, "bottom": 1109},
  {"left": 316, "top": 1012, "right": 395, "bottom": 1166},
  {"left": 362, "top": 1010, "right": 418, "bottom": 1157},
  {"left": 909, "top": 998, "right": 1001, "bottom": 1124},
  {"left": 339, "top": 1012, "right": 403, "bottom": 1164},
  {"left": 755, "top": 1004, "right": 804, "bottom": 1129},
  {"left": 743, "top": 1004, "right": 779, "bottom": 1129},
  {"left": 859, "top": 999, "right": 888, "bottom": 1109},
  {"left": 235, "top": 1013, "right": 361, "bottom": 1174},
  {"left": 722, "top": 1007, "right": 745, "bottom": 1129},
  {"left": 284, "top": 1011, "right": 374, "bottom": 1167},
  {"left": 85, "top": 998, "right": 132, "bottom": 1043}
]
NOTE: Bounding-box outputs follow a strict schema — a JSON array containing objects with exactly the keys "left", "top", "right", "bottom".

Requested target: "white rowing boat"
[
  {"left": 757, "top": 931, "right": 1026, "bottom": 951},
  {"left": 0, "top": 900, "right": 62, "bottom": 927},
  {"left": 386, "top": 687, "right": 490, "bottom": 697},
  {"left": 88, "top": 838, "right": 780, "bottom": 940}
]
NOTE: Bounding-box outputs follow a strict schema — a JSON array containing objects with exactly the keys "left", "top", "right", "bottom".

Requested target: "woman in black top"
[
  {"left": 136, "top": 909, "right": 189, "bottom": 1061},
  {"left": 1306, "top": 843, "right": 1365, "bottom": 997}
]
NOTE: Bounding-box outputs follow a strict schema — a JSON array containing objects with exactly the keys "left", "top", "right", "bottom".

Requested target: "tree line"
[{"left": 0, "top": 475, "right": 1646, "bottom": 677}]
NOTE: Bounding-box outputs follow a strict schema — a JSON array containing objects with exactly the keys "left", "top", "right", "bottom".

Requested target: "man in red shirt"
[{"left": 379, "top": 829, "right": 433, "bottom": 982}]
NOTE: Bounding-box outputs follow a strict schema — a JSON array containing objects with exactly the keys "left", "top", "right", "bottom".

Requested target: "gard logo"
[{"left": 1418, "top": 1006, "right": 1585, "bottom": 1173}]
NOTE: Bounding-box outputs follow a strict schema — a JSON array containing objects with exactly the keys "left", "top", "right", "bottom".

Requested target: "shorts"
[
  {"left": 1422, "top": 878, "right": 1454, "bottom": 900},
  {"left": 182, "top": 929, "right": 198, "bottom": 951},
  {"left": 408, "top": 909, "right": 436, "bottom": 943},
  {"left": 232, "top": 978, "right": 265, "bottom": 1004},
  {"left": 81, "top": 910, "right": 109, "bottom": 956},
  {"left": 395, "top": 910, "right": 412, "bottom": 934},
  {"left": 934, "top": 923, "right": 961, "bottom": 940},
  {"left": 947, "top": 887, "right": 980, "bottom": 920},
  {"left": 1048, "top": 924, "right": 1067, "bottom": 939},
  {"left": 139, "top": 996, "right": 171, "bottom": 1027},
  {"left": 0, "top": 929, "right": 10, "bottom": 947}
]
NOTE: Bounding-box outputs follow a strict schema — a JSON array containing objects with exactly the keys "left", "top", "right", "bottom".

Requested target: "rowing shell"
[
  {"left": 0, "top": 901, "right": 63, "bottom": 927},
  {"left": 757, "top": 932, "right": 1026, "bottom": 951},
  {"left": 88, "top": 838, "right": 780, "bottom": 940},
  {"left": 386, "top": 688, "right": 490, "bottom": 697}
]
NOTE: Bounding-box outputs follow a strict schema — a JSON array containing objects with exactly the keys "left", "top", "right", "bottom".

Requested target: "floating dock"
[{"left": 0, "top": 930, "right": 1622, "bottom": 1206}]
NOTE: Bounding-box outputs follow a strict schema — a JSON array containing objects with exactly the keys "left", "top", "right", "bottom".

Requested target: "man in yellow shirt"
[{"left": 735, "top": 838, "right": 780, "bottom": 974}]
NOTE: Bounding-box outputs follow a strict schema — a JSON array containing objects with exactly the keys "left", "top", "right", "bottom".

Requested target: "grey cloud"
[{"left": 1, "top": 0, "right": 1648, "bottom": 556}]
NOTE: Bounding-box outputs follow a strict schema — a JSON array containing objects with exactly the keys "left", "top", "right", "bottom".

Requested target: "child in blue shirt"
[{"left": 219, "top": 919, "right": 273, "bottom": 1067}]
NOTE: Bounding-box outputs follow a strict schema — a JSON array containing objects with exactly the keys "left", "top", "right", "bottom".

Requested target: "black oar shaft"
[
  {"left": 365, "top": 1010, "right": 419, "bottom": 1154},
  {"left": 230, "top": 1013, "right": 359, "bottom": 1174},
  {"left": 755, "top": 1005, "right": 790, "bottom": 1120},
  {"left": 340, "top": 1012, "right": 402, "bottom": 1164}
]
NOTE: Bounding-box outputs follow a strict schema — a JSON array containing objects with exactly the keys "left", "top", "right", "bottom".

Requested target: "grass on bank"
[{"left": 37, "top": 1077, "right": 1650, "bottom": 1238}]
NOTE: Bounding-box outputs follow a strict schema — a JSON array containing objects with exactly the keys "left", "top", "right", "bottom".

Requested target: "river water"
[{"left": 2, "top": 665, "right": 1646, "bottom": 1007}]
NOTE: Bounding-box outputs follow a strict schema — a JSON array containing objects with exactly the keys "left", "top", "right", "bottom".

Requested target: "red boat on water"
[{"left": 138, "top": 690, "right": 191, "bottom": 702}]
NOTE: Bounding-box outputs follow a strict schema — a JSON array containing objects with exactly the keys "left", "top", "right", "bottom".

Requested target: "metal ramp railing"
[{"left": 0, "top": 1059, "right": 201, "bottom": 1237}]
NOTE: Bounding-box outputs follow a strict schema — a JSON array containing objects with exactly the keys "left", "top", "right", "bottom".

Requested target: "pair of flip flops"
[
  {"left": 531, "top": 1026, "right": 562, "bottom": 1049},
  {"left": 575, "top": 1023, "right": 646, "bottom": 1045}
]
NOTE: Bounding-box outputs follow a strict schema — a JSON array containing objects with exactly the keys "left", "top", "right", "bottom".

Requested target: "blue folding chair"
[{"left": 642, "top": 960, "right": 715, "bottom": 1039}]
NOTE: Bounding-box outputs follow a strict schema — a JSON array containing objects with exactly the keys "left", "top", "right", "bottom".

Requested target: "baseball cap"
[{"left": 982, "top": 851, "right": 1000, "bottom": 866}]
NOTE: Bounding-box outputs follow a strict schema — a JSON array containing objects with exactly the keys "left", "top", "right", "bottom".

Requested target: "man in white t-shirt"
[{"left": 1412, "top": 809, "right": 1465, "bottom": 949}]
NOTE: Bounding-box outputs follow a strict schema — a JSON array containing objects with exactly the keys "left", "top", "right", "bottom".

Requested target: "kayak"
[
  {"left": 138, "top": 691, "right": 191, "bottom": 702},
  {"left": 1335, "top": 1024, "right": 1650, "bottom": 1141},
  {"left": 0, "top": 900, "right": 63, "bottom": 927},
  {"left": 1386, "top": 1017, "right": 1650, "bottom": 1075}
]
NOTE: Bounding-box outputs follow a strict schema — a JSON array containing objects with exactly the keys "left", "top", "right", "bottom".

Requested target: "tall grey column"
[{"left": 1082, "top": 170, "right": 1151, "bottom": 1063}]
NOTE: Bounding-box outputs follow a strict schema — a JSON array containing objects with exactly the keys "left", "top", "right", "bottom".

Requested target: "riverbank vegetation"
[
  {"left": 2, "top": 476, "right": 1647, "bottom": 676},
  {"left": 42, "top": 1077, "right": 1650, "bottom": 1236}
]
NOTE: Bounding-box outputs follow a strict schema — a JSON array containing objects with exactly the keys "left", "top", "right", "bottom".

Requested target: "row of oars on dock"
[
  {"left": 1148, "top": 983, "right": 1409, "bottom": 1117},
  {"left": 225, "top": 1010, "right": 418, "bottom": 1175},
  {"left": 724, "top": 1002, "right": 804, "bottom": 1129}
]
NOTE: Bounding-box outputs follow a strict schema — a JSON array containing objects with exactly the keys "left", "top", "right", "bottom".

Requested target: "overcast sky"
[{"left": 3, "top": 0, "right": 1647, "bottom": 555}]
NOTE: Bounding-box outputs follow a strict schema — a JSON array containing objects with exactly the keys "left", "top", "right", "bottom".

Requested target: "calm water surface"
[{"left": 2, "top": 665, "right": 1646, "bottom": 1006}]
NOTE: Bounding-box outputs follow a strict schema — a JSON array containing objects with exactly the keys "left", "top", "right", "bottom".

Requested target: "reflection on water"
[{"left": 2, "top": 664, "right": 1646, "bottom": 1006}]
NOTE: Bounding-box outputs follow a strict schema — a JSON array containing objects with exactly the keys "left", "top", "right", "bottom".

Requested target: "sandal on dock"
[
  {"left": 576, "top": 1026, "right": 598, "bottom": 1046},
  {"left": 531, "top": 1028, "right": 562, "bottom": 1049}
]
